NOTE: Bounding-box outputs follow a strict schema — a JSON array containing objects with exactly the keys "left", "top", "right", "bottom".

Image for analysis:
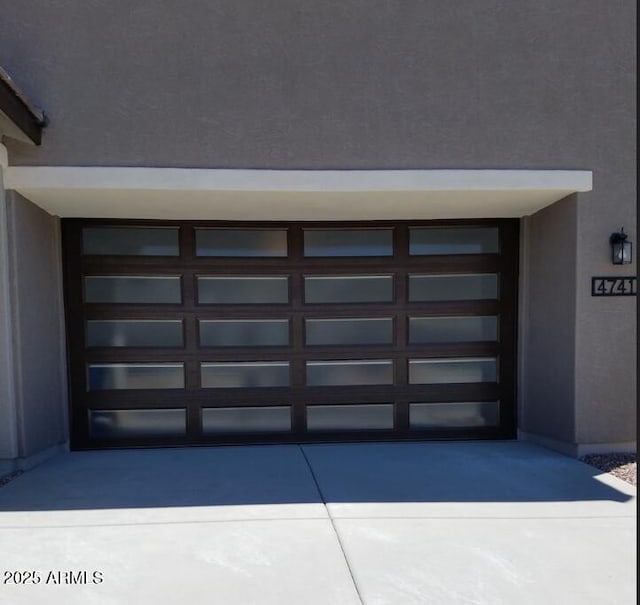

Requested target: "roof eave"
[{"left": 0, "top": 69, "right": 46, "bottom": 146}]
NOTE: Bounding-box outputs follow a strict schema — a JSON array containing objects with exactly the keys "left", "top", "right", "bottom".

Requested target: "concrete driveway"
[{"left": 0, "top": 441, "right": 635, "bottom": 605}]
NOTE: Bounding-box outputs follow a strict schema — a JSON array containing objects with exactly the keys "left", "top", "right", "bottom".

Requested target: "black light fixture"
[{"left": 609, "top": 228, "right": 632, "bottom": 265}]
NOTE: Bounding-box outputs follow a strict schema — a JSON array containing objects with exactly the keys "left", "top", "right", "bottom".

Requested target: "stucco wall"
[
  {"left": 0, "top": 1, "right": 635, "bottom": 450},
  {"left": 2, "top": 191, "right": 67, "bottom": 461},
  {"left": 574, "top": 173, "right": 637, "bottom": 446},
  {"left": 0, "top": 168, "right": 18, "bottom": 462},
  {"left": 0, "top": 1, "right": 634, "bottom": 173},
  {"left": 519, "top": 197, "right": 577, "bottom": 443}
]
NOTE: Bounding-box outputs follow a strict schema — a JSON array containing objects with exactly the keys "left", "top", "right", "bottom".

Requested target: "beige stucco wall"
[
  {"left": 519, "top": 196, "right": 578, "bottom": 445},
  {"left": 0, "top": 159, "right": 19, "bottom": 463},
  {"left": 574, "top": 173, "right": 637, "bottom": 447},
  {"left": 0, "top": 1, "right": 634, "bottom": 175},
  {"left": 0, "top": 188, "right": 67, "bottom": 470}
]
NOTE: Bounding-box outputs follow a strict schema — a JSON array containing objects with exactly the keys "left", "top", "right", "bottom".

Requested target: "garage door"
[{"left": 62, "top": 220, "right": 518, "bottom": 448}]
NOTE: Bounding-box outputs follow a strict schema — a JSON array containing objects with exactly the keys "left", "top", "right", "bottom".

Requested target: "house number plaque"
[{"left": 591, "top": 276, "right": 637, "bottom": 296}]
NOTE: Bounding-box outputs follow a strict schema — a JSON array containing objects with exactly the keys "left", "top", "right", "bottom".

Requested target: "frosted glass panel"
[
  {"left": 410, "top": 402, "right": 499, "bottom": 429},
  {"left": 90, "top": 409, "right": 186, "bottom": 438},
  {"left": 306, "top": 318, "right": 393, "bottom": 345},
  {"left": 304, "top": 229, "right": 393, "bottom": 257},
  {"left": 198, "top": 277, "right": 289, "bottom": 304},
  {"left": 201, "top": 362, "right": 289, "bottom": 388},
  {"left": 84, "top": 276, "right": 181, "bottom": 304},
  {"left": 305, "top": 275, "right": 394, "bottom": 303},
  {"left": 306, "top": 360, "right": 393, "bottom": 386},
  {"left": 307, "top": 404, "right": 393, "bottom": 431},
  {"left": 410, "top": 228, "right": 499, "bottom": 255},
  {"left": 202, "top": 407, "right": 291, "bottom": 434},
  {"left": 409, "top": 358, "right": 497, "bottom": 384},
  {"left": 87, "top": 320, "right": 183, "bottom": 347},
  {"left": 409, "top": 316, "right": 498, "bottom": 343},
  {"left": 83, "top": 227, "right": 179, "bottom": 256},
  {"left": 409, "top": 274, "right": 498, "bottom": 301},
  {"left": 88, "top": 364, "right": 184, "bottom": 390},
  {"left": 200, "top": 320, "right": 289, "bottom": 347},
  {"left": 196, "top": 229, "right": 287, "bottom": 257}
]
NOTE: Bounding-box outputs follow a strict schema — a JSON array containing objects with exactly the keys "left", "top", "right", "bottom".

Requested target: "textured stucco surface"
[
  {"left": 0, "top": 167, "right": 18, "bottom": 460},
  {"left": 574, "top": 180, "right": 637, "bottom": 444},
  {"left": 3, "top": 191, "right": 67, "bottom": 458},
  {"left": 0, "top": 1, "right": 633, "bottom": 172},
  {"left": 0, "top": 0, "right": 636, "bottom": 449},
  {"left": 519, "top": 197, "right": 577, "bottom": 443}
]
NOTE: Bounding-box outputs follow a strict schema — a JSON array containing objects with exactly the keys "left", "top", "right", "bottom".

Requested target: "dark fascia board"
[{"left": 0, "top": 75, "right": 45, "bottom": 146}]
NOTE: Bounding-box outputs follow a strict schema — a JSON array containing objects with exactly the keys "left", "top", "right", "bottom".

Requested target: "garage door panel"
[
  {"left": 408, "top": 316, "right": 499, "bottom": 344},
  {"left": 306, "top": 404, "right": 395, "bottom": 432},
  {"left": 202, "top": 406, "right": 293, "bottom": 435},
  {"left": 409, "top": 273, "right": 499, "bottom": 302},
  {"left": 408, "top": 358, "right": 498, "bottom": 384},
  {"left": 306, "top": 360, "right": 395, "bottom": 386},
  {"left": 195, "top": 228, "right": 288, "bottom": 257},
  {"left": 200, "top": 362, "right": 291, "bottom": 388},
  {"left": 199, "top": 319, "right": 290, "bottom": 347},
  {"left": 409, "top": 401, "right": 500, "bottom": 430},
  {"left": 86, "top": 319, "right": 185, "bottom": 348},
  {"left": 63, "top": 219, "right": 518, "bottom": 448},
  {"left": 409, "top": 227, "right": 500, "bottom": 255},
  {"left": 82, "top": 226, "right": 181, "bottom": 257},
  {"left": 89, "top": 408, "right": 187, "bottom": 439},
  {"left": 303, "top": 228, "right": 394, "bottom": 257},
  {"left": 305, "top": 318, "right": 395, "bottom": 346},
  {"left": 84, "top": 275, "right": 183, "bottom": 304},
  {"left": 87, "top": 363, "right": 186, "bottom": 390},
  {"left": 304, "top": 275, "right": 394, "bottom": 303},
  {"left": 197, "top": 276, "right": 291, "bottom": 305}
]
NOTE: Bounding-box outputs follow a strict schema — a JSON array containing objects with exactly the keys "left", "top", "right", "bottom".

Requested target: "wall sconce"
[{"left": 609, "top": 228, "right": 632, "bottom": 265}]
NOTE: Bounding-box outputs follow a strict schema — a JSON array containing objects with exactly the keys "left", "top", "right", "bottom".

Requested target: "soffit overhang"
[{"left": 4, "top": 167, "right": 592, "bottom": 220}]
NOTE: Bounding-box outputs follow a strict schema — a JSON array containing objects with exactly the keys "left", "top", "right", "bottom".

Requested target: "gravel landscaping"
[{"left": 580, "top": 453, "right": 636, "bottom": 486}]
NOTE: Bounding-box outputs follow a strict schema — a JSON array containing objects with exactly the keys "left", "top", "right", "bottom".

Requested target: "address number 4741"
[{"left": 591, "top": 277, "right": 637, "bottom": 296}]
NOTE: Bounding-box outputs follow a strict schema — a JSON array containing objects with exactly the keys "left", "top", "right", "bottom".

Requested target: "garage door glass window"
[{"left": 63, "top": 220, "right": 518, "bottom": 447}]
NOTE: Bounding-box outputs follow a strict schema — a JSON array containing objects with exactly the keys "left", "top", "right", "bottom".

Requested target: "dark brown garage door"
[{"left": 62, "top": 219, "right": 518, "bottom": 449}]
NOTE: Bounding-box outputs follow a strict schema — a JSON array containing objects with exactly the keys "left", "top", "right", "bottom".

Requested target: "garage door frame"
[{"left": 62, "top": 218, "right": 519, "bottom": 449}]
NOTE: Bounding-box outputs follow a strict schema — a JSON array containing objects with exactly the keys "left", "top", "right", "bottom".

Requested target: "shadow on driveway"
[{"left": 0, "top": 441, "right": 633, "bottom": 511}]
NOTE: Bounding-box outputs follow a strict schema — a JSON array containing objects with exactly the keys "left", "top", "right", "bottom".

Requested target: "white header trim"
[
  {"left": 6, "top": 167, "right": 593, "bottom": 192},
  {"left": 4, "top": 167, "right": 592, "bottom": 220}
]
